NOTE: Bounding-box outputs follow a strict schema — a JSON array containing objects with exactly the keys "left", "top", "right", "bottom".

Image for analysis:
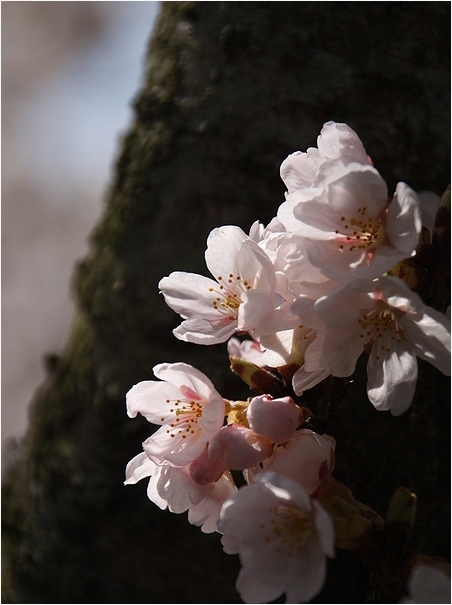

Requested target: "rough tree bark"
[{"left": 2, "top": 2, "right": 450, "bottom": 604}]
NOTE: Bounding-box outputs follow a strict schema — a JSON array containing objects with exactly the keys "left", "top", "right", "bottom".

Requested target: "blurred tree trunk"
[{"left": 2, "top": 2, "right": 450, "bottom": 603}]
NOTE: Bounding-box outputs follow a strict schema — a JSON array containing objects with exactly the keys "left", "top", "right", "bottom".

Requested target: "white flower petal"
[
  {"left": 143, "top": 426, "right": 206, "bottom": 467},
  {"left": 173, "top": 317, "right": 237, "bottom": 344},
  {"left": 155, "top": 465, "right": 213, "bottom": 513},
  {"left": 306, "top": 239, "right": 367, "bottom": 281},
  {"left": 401, "top": 308, "right": 451, "bottom": 376},
  {"left": 237, "top": 239, "right": 276, "bottom": 293},
  {"left": 237, "top": 289, "right": 275, "bottom": 332},
  {"left": 126, "top": 381, "right": 182, "bottom": 421},
  {"left": 279, "top": 121, "right": 369, "bottom": 195},
  {"left": 261, "top": 328, "right": 309, "bottom": 367},
  {"left": 277, "top": 189, "right": 327, "bottom": 239},
  {"left": 280, "top": 147, "right": 323, "bottom": 192},
  {"left": 405, "top": 564, "right": 451, "bottom": 604},
  {"left": 227, "top": 337, "right": 265, "bottom": 366},
  {"left": 303, "top": 330, "right": 326, "bottom": 370},
  {"left": 219, "top": 482, "right": 277, "bottom": 544},
  {"left": 386, "top": 182, "right": 422, "bottom": 255},
  {"left": 152, "top": 362, "right": 216, "bottom": 401},
  {"left": 124, "top": 452, "right": 156, "bottom": 485},
  {"left": 262, "top": 430, "right": 335, "bottom": 495},
  {"left": 205, "top": 226, "right": 275, "bottom": 294},
  {"left": 221, "top": 533, "right": 241, "bottom": 555},
  {"left": 290, "top": 195, "right": 342, "bottom": 237},
  {"left": 188, "top": 472, "right": 236, "bottom": 533},
  {"left": 377, "top": 276, "right": 423, "bottom": 315},
  {"left": 308, "top": 239, "right": 413, "bottom": 282},
  {"left": 313, "top": 500, "right": 336, "bottom": 558},
  {"left": 309, "top": 161, "right": 387, "bottom": 218},
  {"left": 205, "top": 225, "right": 248, "bottom": 281},
  {"left": 292, "top": 367, "right": 329, "bottom": 395},
  {"left": 158, "top": 272, "right": 220, "bottom": 318},
  {"left": 314, "top": 283, "right": 375, "bottom": 376},
  {"left": 236, "top": 568, "right": 285, "bottom": 604},
  {"left": 147, "top": 469, "right": 168, "bottom": 510},
  {"left": 248, "top": 220, "right": 265, "bottom": 242},
  {"left": 259, "top": 302, "right": 303, "bottom": 335},
  {"left": 285, "top": 536, "right": 326, "bottom": 604},
  {"left": 316, "top": 121, "right": 369, "bottom": 166},
  {"left": 197, "top": 401, "right": 227, "bottom": 439},
  {"left": 367, "top": 337, "right": 418, "bottom": 415},
  {"left": 319, "top": 324, "right": 364, "bottom": 377}
]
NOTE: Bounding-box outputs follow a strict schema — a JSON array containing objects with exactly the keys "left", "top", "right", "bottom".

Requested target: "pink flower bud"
[
  {"left": 208, "top": 425, "right": 273, "bottom": 470},
  {"left": 247, "top": 395, "right": 301, "bottom": 444},
  {"left": 188, "top": 444, "right": 226, "bottom": 486}
]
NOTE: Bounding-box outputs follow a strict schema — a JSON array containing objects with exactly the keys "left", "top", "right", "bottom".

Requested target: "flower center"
[
  {"left": 260, "top": 505, "right": 313, "bottom": 557},
  {"left": 226, "top": 400, "right": 249, "bottom": 427},
  {"left": 336, "top": 207, "right": 386, "bottom": 252},
  {"left": 358, "top": 303, "right": 405, "bottom": 356},
  {"left": 209, "top": 274, "right": 252, "bottom": 316},
  {"left": 161, "top": 398, "right": 204, "bottom": 439}
]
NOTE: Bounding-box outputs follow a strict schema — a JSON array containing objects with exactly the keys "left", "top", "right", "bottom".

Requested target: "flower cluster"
[
  {"left": 125, "top": 360, "right": 337, "bottom": 601},
  {"left": 159, "top": 121, "right": 450, "bottom": 416},
  {"left": 125, "top": 122, "right": 451, "bottom": 603}
]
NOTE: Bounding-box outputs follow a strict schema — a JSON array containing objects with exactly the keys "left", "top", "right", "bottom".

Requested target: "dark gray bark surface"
[{"left": 2, "top": 2, "right": 450, "bottom": 603}]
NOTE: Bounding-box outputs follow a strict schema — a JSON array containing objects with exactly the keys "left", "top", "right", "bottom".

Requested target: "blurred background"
[{"left": 2, "top": 1, "right": 161, "bottom": 452}]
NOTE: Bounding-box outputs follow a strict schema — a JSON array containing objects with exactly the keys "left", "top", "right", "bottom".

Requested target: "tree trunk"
[{"left": 2, "top": 2, "right": 450, "bottom": 603}]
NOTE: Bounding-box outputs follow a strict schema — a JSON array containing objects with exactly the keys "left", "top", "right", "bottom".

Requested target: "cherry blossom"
[
  {"left": 187, "top": 472, "right": 237, "bottom": 534},
  {"left": 257, "top": 288, "right": 331, "bottom": 395},
  {"left": 259, "top": 323, "right": 316, "bottom": 368},
  {"left": 188, "top": 444, "right": 227, "bottom": 486},
  {"left": 278, "top": 161, "right": 421, "bottom": 282},
  {"left": 126, "top": 362, "right": 226, "bottom": 466},
  {"left": 277, "top": 121, "right": 422, "bottom": 283},
  {"left": 249, "top": 218, "right": 326, "bottom": 287},
  {"left": 124, "top": 120, "right": 451, "bottom": 603},
  {"left": 280, "top": 120, "right": 370, "bottom": 193},
  {"left": 159, "top": 225, "right": 277, "bottom": 344},
  {"left": 262, "top": 429, "right": 336, "bottom": 495},
  {"left": 400, "top": 563, "right": 451, "bottom": 604},
  {"left": 218, "top": 471, "right": 335, "bottom": 604},
  {"left": 124, "top": 452, "right": 236, "bottom": 533},
  {"left": 246, "top": 395, "right": 302, "bottom": 445},
  {"left": 227, "top": 336, "right": 266, "bottom": 367},
  {"left": 208, "top": 424, "right": 273, "bottom": 470},
  {"left": 314, "top": 276, "right": 451, "bottom": 415}
]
